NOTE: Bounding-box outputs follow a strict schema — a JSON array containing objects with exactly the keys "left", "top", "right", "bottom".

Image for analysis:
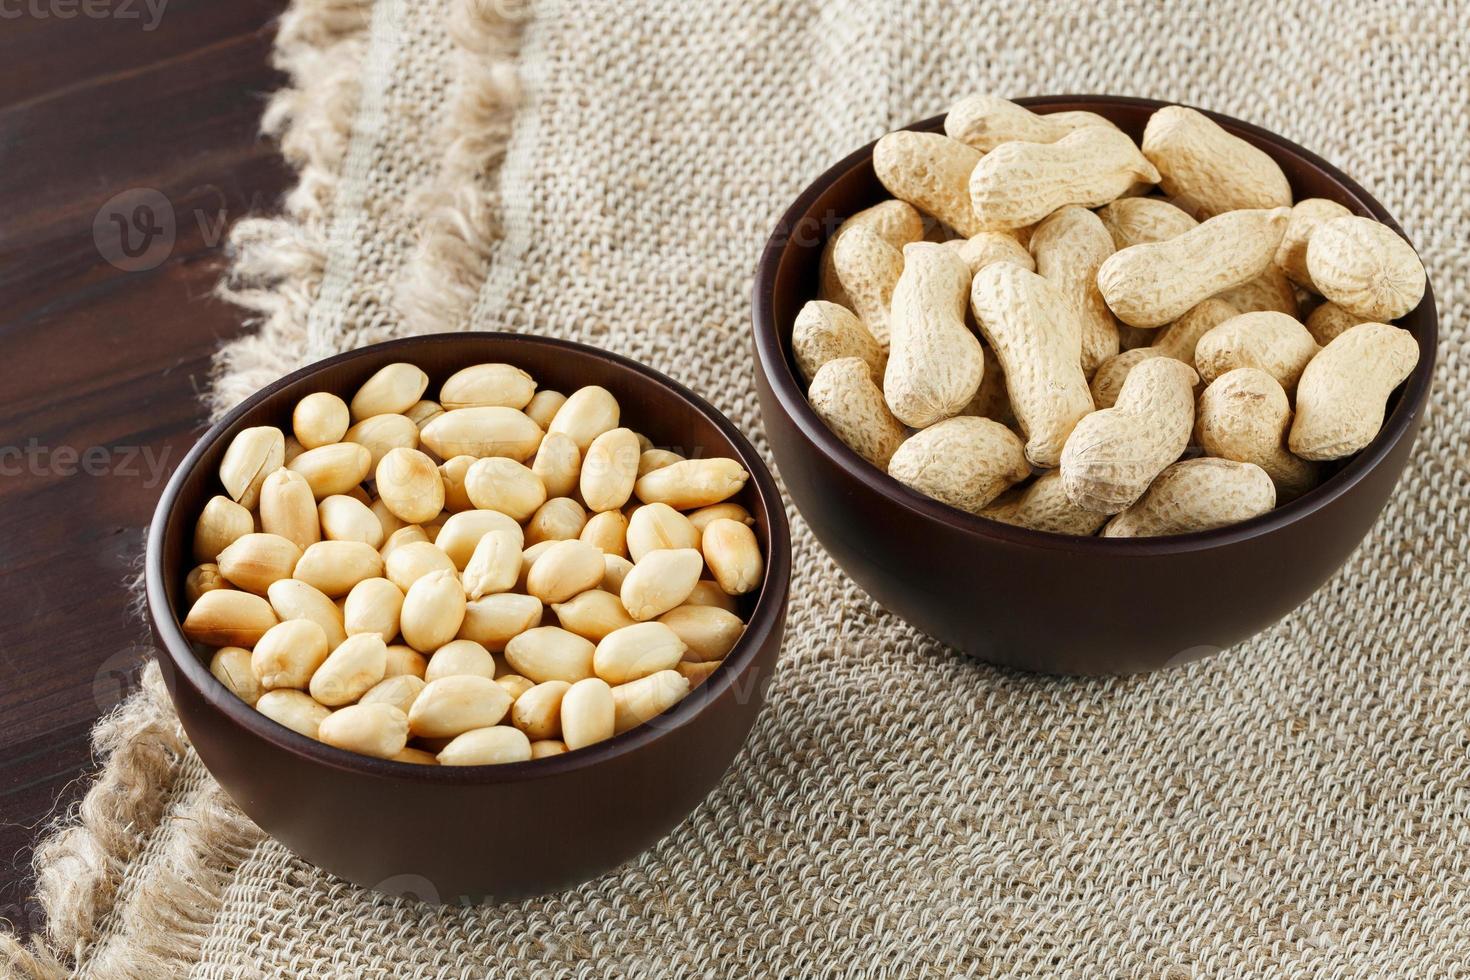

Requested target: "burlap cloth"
[{"left": 5, "top": 1, "right": 1468, "bottom": 976}]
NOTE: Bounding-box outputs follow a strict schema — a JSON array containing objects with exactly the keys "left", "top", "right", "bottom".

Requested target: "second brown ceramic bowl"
[
  {"left": 752, "top": 95, "right": 1436, "bottom": 675},
  {"left": 146, "top": 333, "right": 791, "bottom": 902}
]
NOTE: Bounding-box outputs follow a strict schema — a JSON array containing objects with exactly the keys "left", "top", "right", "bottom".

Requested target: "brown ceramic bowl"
[
  {"left": 146, "top": 332, "right": 791, "bottom": 902},
  {"left": 752, "top": 95, "right": 1436, "bottom": 676}
]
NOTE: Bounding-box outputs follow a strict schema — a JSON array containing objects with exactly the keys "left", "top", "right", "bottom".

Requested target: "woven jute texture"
[{"left": 5, "top": 1, "right": 1469, "bottom": 976}]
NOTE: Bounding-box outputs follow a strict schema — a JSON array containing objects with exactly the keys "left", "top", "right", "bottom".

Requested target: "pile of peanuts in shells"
[
  {"left": 182, "top": 362, "right": 764, "bottom": 765},
  {"left": 800, "top": 95, "right": 1425, "bottom": 537}
]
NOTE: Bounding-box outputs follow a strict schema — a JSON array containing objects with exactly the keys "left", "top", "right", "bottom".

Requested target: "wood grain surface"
[{"left": 0, "top": 0, "right": 291, "bottom": 935}]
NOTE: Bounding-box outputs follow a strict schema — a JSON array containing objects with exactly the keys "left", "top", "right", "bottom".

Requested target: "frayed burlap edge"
[
  {"left": 393, "top": 0, "right": 526, "bottom": 336},
  {"left": 0, "top": 2, "right": 375, "bottom": 976}
]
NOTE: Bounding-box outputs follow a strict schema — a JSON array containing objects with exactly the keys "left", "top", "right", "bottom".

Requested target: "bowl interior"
[
  {"left": 148, "top": 332, "right": 791, "bottom": 781},
  {"left": 754, "top": 95, "right": 1438, "bottom": 552}
]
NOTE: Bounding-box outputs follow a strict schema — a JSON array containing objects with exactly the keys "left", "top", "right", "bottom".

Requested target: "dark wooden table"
[{"left": 0, "top": 0, "right": 292, "bottom": 935}]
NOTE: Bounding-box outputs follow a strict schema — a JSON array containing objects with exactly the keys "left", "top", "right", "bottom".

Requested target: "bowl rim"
[
  {"left": 751, "top": 93, "right": 1438, "bottom": 555},
  {"left": 146, "top": 331, "right": 793, "bottom": 783}
]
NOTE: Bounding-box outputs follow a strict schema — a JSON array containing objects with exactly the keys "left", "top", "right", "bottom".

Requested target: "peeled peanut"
[
  {"left": 438, "top": 726, "right": 532, "bottom": 766},
  {"left": 968, "top": 127, "right": 1159, "bottom": 230},
  {"left": 610, "top": 669, "right": 690, "bottom": 735},
  {"left": 792, "top": 300, "right": 886, "bottom": 383},
  {"left": 425, "top": 638, "right": 497, "bottom": 681},
  {"left": 560, "top": 677, "right": 616, "bottom": 750},
  {"left": 219, "top": 426, "right": 285, "bottom": 511},
  {"left": 255, "top": 690, "right": 330, "bottom": 740},
  {"left": 287, "top": 442, "right": 372, "bottom": 499},
  {"left": 530, "top": 431, "right": 581, "bottom": 499},
  {"left": 194, "top": 495, "right": 255, "bottom": 563},
  {"left": 409, "top": 674, "right": 513, "bottom": 738},
  {"left": 464, "top": 457, "right": 546, "bottom": 522},
  {"left": 626, "top": 503, "right": 700, "bottom": 563},
  {"left": 1193, "top": 311, "right": 1319, "bottom": 392},
  {"left": 1149, "top": 297, "right": 1239, "bottom": 364},
  {"left": 379, "top": 525, "right": 429, "bottom": 563},
  {"left": 593, "top": 622, "right": 687, "bottom": 685},
  {"left": 293, "top": 392, "right": 350, "bottom": 450},
  {"left": 437, "top": 458, "right": 474, "bottom": 515},
  {"left": 359, "top": 674, "right": 426, "bottom": 715},
  {"left": 601, "top": 554, "right": 635, "bottom": 594},
  {"left": 522, "top": 498, "right": 584, "bottom": 546},
  {"left": 633, "top": 458, "right": 749, "bottom": 510},
  {"left": 400, "top": 569, "right": 466, "bottom": 653},
  {"left": 621, "top": 548, "right": 703, "bottom": 620},
  {"left": 1029, "top": 205, "right": 1120, "bottom": 375},
  {"left": 184, "top": 583, "right": 279, "bottom": 648},
  {"left": 686, "top": 503, "right": 753, "bottom": 536},
  {"left": 343, "top": 413, "right": 418, "bottom": 468},
  {"left": 883, "top": 242, "right": 983, "bottom": 427},
  {"left": 497, "top": 674, "right": 535, "bottom": 701},
  {"left": 1095, "top": 196, "right": 1198, "bottom": 250},
  {"left": 267, "top": 578, "right": 347, "bottom": 648},
  {"left": 808, "top": 357, "right": 907, "bottom": 469},
  {"left": 317, "top": 494, "right": 384, "bottom": 548},
  {"left": 1196, "top": 368, "right": 1319, "bottom": 500},
  {"left": 874, "top": 130, "right": 984, "bottom": 237},
  {"left": 318, "top": 703, "right": 408, "bottom": 759},
  {"left": 184, "top": 563, "right": 230, "bottom": 607},
  {"left": 349, "top": 363, "right": 428, "bottom": 421},
  {"left": 818, "top": 199, "right": 924, "bottom": 309},
  {"left": 639, "top": 449, "right": 682, "bottom": 477},
  {"left": 209, "top": 647, "right": 262, "bottom": 706},
  {"left": 255, "top": 470, "right": 318, "bottom": 552},
  {"left": 1289, "top": 322, "right": 1420, "bottom": 461},
  {"left": 310, "top": 633, "right": 388, "bottom": 706},
  {"left": 1097, "top": 208, "right": 1290, "bottom": 328},
  {"left": 1061, "top": 358, "right": 1199, "bottom": 514},
  {"left": 1306, "top": 215, "right": 1426, "bottom": 321},
  {"left": 391, "top": 746, "right": 440, "bottom": 765},
  {"left": 383, "top": 644, "right": 428, "bottom": 679},
  {"left": 511, "top": 680, "right": 570, "bottom": 739},
  {"left": 888, "top": 417, "right": 1030, "bottom": 516},
  {"left": 832, "top": 225, "right": 904, "bottom": 347},
  {"left": 504, "top": 626, "right": 596, "bottom": 683},
  {"left": 552, "top": 589, "right": 637, "bottom": 641},
  {"left": 657, "top": 605, "right": 743, "bottom": 662},
  {"left": 524, "top": 539, "right": 605, "bottom": 604},
  {"left": 980, "top": 469, "right": 1110, "bottom": 536},
  {"left": 580, "top": 427, "right": 642, "bottom": 512},
  {"left": 458, "top": 593, "right": 543, "bottom": 651},
  {"left": 462, "top": 528, "right": 522, "bottom": 599},
  {"left": 676, "top": 660, "right": 722, "bottom": 688},
  {"left": 523, "top": 389, "right": 567, "bottom": 431},
  {"left": 682, "top": 580, "right": 739, "bottom": 614},
  {"left": 530, "top": 739, "right": 568, "bottom": 759},
  {"left": 970, "top": 263, "right": 1094, "bottom": 467},
  {"left": 517, "top": 540, "right": 556, "bottom": 592},
  {"left": 440, "top": 363, "right": 536, "bottom": 410},
  {"left": 384, "top": 540, "right": 456, "bottom": 592},
  {"left": 548, "top": 386, "right": 620, "bottom": 452},
  {"left": 251, "top": 619, "right": 330, "bottom": 690},
  {"left": 373, "top": 447, "right": 444, "bottom": 525},
  {"left": 435, "top": 509, "right": 522, "bottom": 569},
  {"left": 294, "top": 540, "right": 384, "bottom": 597},
  {"left": 217, "top": 532, "right": 302, "bottom": 595},
  {"left": 1141, "top": 105, "right": 1292, "bottom": 217},
  {"left": 419, "top": 407, "right": 543, "bottom": 461},
  {"left": 1104, "top": 458, "right": 1275, "bottom": 537},
  {"left": 580, "top": 510, "right": 629, "bottom": 558},
  {"left": 404, "top": 399, "right": 444, "bottom": 430},
  {"left": 945, "top": 94, "right": 1114, "bottom": 152}
]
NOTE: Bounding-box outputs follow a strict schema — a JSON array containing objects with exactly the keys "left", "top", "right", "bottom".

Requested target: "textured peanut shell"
[
  {"left": 1141, "top": 105, "right": 1292, "bottom": 217},
  {"left": 944, "top": 231, "right": 1033, "bottom": 275},
  {"left": 817, "top": 200, "right": 924, "bottom": 308},
  {"left": 1088, "top": 348, "right": 1168, "bottom": 410},
  {"left": 969, "top": 264, "right": 1094, "bottom": 467},
  {"left": 873, "top": 131, "right": 984, "bottom": 237},
  {"left": 959, "top": 346, "right": 1014, "bottom": 426},
  {"left": 1097, "top": 208, "right": 1290, "bottom": 328},
  {"left": 944, "top": 94, "right": 1115, "bottom": 152},
  {"left": 1103, "top": 458, "right": 1276, "bottom": 537},
  {"left": 1306, "top": 215, "right": 1427, "bottom": 321},
  {"left": 1149, "top": 297, "right": 1240, "bottom": 364},
  {"left": 1274, "top": 198, "right": 1352, "bottom": 290},
  {"left": 968, "top": 127, "right": 1160, "bottom": 230},
  {"left": 792, "top": 300, "right": 887, "bottom": 383},
  {"left": 1304, "top": 301, "right": 1366, "bottom": 345},
  {"left": 1193, "top": 311, "right": 1319, "bottom": 392},
  {"left": 887, "top": 417, "right": 1030, "bottom": 515},
  {"left": 1095, "top": 196, "right": 1198, "bottom": 250},
  {"left": 883, "top": 243, "right": 984, "bottom": 428},
  {"left": 1195, "top": 368, "right": 1319, "bottom": 501},
  {"left": 1060, "top": 357, "right": 1199, "bottom": 514},
  {"left": 1288, "top": 322, "right": 1420, "bottom": 461},
  {"left": 1029, "top": 206, "right": 1120, "bottom": 375},
  {"left": 1217, "top": 264, "right": 1298, "bottom": 318},
  {"left": 832, "top": 225, "right": 904, "bottom": 347},
  {"left": 980, "top": 469, "right": 1109, "bottom": 536},
  {"left": 807, "top": 357, "right": 907, "bottom": 469}
]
